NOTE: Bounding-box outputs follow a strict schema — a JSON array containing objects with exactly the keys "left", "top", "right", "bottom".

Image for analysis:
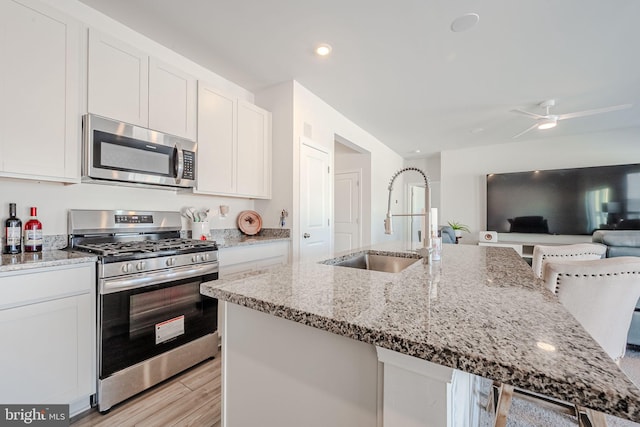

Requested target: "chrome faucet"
[{"left": 384, "top": 167, "right": 433, "bottom": 262}]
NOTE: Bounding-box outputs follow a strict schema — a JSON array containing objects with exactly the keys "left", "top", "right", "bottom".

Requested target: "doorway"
[
  {"left": 334, "top": 138, "right": 371, "bottom": 252},
  {"left": 334, "top": 170, "right": 361, "bottom": 253}
]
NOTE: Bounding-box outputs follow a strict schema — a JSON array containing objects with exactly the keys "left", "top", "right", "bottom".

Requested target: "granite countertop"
[
  {"left": 0, "top": 250, "right": 97, "bottom": 273},
  {"left": 0, "top": 228, "right": 290, "bottom": 272},
  {"left": 202, "top": 243, "right": 640, "bottom": 422},
  {"left": 216, "top": 235, "right": 291, "bottom": 248},
  {"left": 210, "top": 228, "right": 291, "bottom": 248}
]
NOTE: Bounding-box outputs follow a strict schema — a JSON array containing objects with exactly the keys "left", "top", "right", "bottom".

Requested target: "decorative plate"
[{"left": 237, "top": 210, "right": 263, "bottom": 236}]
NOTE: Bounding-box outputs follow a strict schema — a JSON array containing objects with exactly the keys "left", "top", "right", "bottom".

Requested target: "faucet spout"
[{"left": 385, "top": 167, "right": 433, "bottom": 261}]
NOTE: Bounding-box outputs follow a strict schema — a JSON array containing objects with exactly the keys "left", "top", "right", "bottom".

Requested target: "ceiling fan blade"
[
  {"left": 512, "top": 123, "right": 539, "bottom": 139},
  {"left": 556, "top": 104, "right": 633, "bottom": 120},
  {"left": 510, "top": 109, "right": 547, "bottom": 119}
]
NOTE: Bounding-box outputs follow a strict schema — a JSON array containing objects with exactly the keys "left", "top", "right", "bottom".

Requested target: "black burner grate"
[{"left": 73, "top": 238, "right": 217, "bottom": 257}]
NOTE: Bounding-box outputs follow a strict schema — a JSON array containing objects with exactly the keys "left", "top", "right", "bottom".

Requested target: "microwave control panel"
[{"left": 183, "top": 151, "right": 195, "bottom": 180}]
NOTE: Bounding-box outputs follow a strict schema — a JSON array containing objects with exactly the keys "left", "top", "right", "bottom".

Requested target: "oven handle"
[{"left": 100, "top": 262, "right": 218, "bottom": 294}]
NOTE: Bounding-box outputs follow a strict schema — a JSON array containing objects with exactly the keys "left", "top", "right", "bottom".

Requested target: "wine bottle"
[
  {"left": 4, "top": 203, "right": 22, "bottom": 254},
  {"left": 24, "top": 207, "right": 43, "bottom": 253}
]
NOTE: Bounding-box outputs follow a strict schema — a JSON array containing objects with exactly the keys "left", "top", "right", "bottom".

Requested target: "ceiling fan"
[{"left": 510, "top": 99, "right": 632, "bottom": 138}]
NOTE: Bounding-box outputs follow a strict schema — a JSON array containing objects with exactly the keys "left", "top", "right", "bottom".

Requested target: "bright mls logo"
[{"left": 0, "top": 405, "right": 68, "bottom": 426}]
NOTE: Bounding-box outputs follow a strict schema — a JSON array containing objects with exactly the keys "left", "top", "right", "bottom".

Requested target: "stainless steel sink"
[{"left": 323, "top": 252, "right": 420, "bottom": 273}]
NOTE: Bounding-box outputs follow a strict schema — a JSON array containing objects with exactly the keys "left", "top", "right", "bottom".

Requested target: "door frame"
[{"left": 299, "top": 136, "right": 332, "bottom": 260}]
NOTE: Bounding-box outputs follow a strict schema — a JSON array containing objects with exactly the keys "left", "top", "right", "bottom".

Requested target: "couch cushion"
[
  {"left": 593, "top": 230, "right": 640, "bottom": 247},
  {"left": 608, "top": 247, "right": 640, "bottom": 257}
]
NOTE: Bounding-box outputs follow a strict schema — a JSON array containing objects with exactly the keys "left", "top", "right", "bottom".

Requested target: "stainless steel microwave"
[{"left": 82, "top": 114, "right": 196, "bottom": 189}]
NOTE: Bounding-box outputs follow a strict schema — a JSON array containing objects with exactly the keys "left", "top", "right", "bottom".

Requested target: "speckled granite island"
[{"left": 201, "top": 243, "right": 640, "bottom": 426}]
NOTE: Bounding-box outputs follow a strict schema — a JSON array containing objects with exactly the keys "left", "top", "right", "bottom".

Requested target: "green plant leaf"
[{"left": 447, "top": 221, "right": 470, "bottom": 233}]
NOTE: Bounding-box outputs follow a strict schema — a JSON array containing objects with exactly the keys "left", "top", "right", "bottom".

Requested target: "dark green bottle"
[{"left": 4, "top": 203, "right": 22, "bottom": 254}]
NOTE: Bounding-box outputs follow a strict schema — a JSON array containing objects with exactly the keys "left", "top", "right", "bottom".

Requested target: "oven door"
[{"left": 98, "top": 265, "right": 217, "bottom": 379}]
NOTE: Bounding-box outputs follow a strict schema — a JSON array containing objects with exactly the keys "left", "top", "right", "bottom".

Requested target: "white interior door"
[
  {"left": 300, "top": 141, "right": 331, "bottom": 261},
  {"left": 334, "top": 171, "right": 361, "bottom": 253}
]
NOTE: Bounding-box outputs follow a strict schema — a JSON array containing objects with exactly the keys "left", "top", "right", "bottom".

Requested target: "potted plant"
[{"left": 448, "top": 221, "right": 470, "bottom": 238}]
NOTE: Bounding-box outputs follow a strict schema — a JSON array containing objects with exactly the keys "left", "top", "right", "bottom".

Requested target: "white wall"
[
  {"left": 256, "top": 81, "right": 405, "bottom": 260},
  {"left": 440, "top": 128, "right": 640, "bottom": 244},
  {"left": 0, "top": 178, "right": 253, "bottom": 235},
  {"left": 254, "top": 82, "right": 294, "bottom": 229},
  {"left": 291, "top": 82, "right": 405, "bottom": 249}
]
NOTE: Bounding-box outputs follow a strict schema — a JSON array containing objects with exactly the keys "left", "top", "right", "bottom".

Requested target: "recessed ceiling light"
[
  {"left": 315, "top": 43, "right": 332, "bottom": 56},
  {"left": 414, "top": 149, "right": 421, "bottom": 153},
  {"left": 450, "top": 13, "right": 480, "bottom": 33}
]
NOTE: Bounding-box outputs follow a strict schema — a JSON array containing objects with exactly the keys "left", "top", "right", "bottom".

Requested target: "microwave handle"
[{"left": 174, "top": 143, "right": 184, "bottom": 183}]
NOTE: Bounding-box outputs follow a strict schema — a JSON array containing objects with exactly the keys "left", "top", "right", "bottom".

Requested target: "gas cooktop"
[
  {"left": 72, "top": 238, "right": 217, "bottom": 261},
  {"left": 67, "top": 209, "right": 218, "bottom": 263}
]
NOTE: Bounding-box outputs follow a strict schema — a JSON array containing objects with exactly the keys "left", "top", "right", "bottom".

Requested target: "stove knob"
[
  {"left": 192, "top": 255, "right": 198, "bottom": 263},
  {"left": 203, "top": 253, "right": 210, "bottom": 261},
  {"left": 165, "top": 258, "right": 176, "bottom": 267},
  {"left": 121, "top": 263, "right": 132, "bottom": 273},
  {"left": 136, "top": 261, "right": 146, "bottom": 271}
]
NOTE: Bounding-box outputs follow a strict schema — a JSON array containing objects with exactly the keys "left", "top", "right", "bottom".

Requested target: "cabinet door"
[
  {"left": 88, "top": 28, "right": 149, "bottom": 127},
  {"left": 0, "top": 0, "right": 80, "bottom": 182},
  {"left": 0, "top": 294, "right": 93, "bottom": 406},
  {"left": 149, "top": 57, "right": 197, "bottom": 140},
  {"left": 236, "top": 100, "right": 272, "bottom": 198},
  {"left": 196, "top": 83, "right": 236, "bottom": 195},
  {"left": 0, "top": 262, "right": 95, "bottom": 416}
]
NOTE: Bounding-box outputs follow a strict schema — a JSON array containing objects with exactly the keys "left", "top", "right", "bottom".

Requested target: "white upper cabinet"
[
  {"left": 237, "top": 99, "right": 272, "bottom": 198},
  {"left": 149, "top": 58, "right": 197, "bottom": 141},
  {"left": 0, "top": 0, "right": 81, "bottom": 183},
  {"left": 88, "top": 29, "right": 149, "bottom": 128},
  {"left": 88, "top": 29, "right": 196, "bottom": 140},
  {"left": 196, "top": 82, "right": 272, "bottom": 199},
  {"left": 196, "top": 82, "right": 237, "bottom": 195}
]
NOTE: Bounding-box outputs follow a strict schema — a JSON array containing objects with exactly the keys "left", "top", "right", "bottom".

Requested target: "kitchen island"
[{"left": 201, "top": 243, "right": 640, "bottom": 426}]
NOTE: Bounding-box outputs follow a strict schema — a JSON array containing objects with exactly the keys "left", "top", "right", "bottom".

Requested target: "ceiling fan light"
[{"left": 537, "top": 118, "right": 557, "bottom": 130}]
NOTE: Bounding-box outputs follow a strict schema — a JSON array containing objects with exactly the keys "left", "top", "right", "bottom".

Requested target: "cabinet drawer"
[
  {"left": 0, "top": 263, "right": 95, "bottom": 310},
  {"left": 219, "top": 241, "right": 289, "bottom": 278}
]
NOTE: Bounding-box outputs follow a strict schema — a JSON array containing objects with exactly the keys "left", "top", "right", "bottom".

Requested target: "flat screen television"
[{"left": 486, "top": 163, "right": 640, "bottom": 235}]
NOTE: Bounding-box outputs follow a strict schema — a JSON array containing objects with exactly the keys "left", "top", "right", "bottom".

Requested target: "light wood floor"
[{"left": 71, "top": 356, "right": 221, "bottom": 427}]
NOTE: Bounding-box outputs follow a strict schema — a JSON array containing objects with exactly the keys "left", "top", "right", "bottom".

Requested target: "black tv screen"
[{"left": 486, "top": 163, "right": 640, "bottom": 235}]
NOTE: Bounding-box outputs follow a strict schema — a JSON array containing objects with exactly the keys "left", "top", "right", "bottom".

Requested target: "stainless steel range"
[{"left": 68, "top": 209, "right": 219, "bottom": 412}]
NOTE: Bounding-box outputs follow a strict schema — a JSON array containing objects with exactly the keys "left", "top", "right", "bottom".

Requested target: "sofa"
[
  {"left": 439, "top": 225, "right": 456, "bottom": 244},
  {"left": 592, "top": 230, "right": 640, "bottom": 257}
]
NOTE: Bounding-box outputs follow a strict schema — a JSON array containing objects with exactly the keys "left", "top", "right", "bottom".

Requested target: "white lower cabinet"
[
  {"left": 0, "top": 262, "right": 96, "bottom": 417},
  {"left": 218, "top": 241, "right": 289, "bottom": 278},
  {"left": 217, "top": 241, "right": 290, "bottom": 340}
]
